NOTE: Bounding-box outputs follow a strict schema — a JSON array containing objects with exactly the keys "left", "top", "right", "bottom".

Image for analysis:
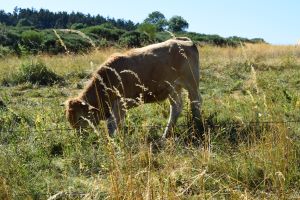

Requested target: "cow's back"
[{"left": 97, "top": 38, "right": 199, "bottom": 104}]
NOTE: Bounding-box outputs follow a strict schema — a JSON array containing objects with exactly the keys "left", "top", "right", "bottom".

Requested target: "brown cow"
[{"left": 65, "top": 37, "right": 203, "bottom": 139}]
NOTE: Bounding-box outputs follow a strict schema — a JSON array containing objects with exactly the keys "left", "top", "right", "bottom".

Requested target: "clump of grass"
[
  {"left": 0, "top": 97, "right": 6, "bottom": 110},
  {"left": 5, "top": 61, "right": 64, "bottom": 86},
  {"left": 0, "top": 177, "right": 11, "bottom": 200}
]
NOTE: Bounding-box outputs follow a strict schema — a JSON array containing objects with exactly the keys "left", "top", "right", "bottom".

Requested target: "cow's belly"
[
  {"left": 122, "top": 81, "right": 172, "bottom": 107},
  {"left": 143, "top": 89, "right": 170, "bottom": 103}
]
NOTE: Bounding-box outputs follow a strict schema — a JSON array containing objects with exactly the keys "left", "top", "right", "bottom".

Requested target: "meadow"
[{"left": 0, "top": 43, "right": 300, "bottom": 199}]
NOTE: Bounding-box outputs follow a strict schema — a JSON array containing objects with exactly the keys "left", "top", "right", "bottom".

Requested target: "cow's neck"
[{"left": 80, "top": 78, "right": 103, "bottom": 109}]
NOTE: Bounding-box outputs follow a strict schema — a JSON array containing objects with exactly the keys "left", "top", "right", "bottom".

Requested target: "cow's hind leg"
[
  {"left": 162, "top": 87, "right": 183, "bottom": 139},
  {"left": 186, "top": 83, "right": 205, "bottom": 140},
  {"left": 107, "top": 99, "right": 126, "bottom": 137}
]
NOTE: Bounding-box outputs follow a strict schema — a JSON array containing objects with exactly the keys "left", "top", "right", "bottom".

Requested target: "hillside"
[{"left": 0, "top": 8, "right": 266, "bottom": 56}]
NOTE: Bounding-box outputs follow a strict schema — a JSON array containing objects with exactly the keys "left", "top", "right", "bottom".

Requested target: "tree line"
[
  {"left": 0, "top": 7, "right": 136, "bottom": 30},
  {"left": 0, "top": 8, "right": 265, "bottom": 56}
]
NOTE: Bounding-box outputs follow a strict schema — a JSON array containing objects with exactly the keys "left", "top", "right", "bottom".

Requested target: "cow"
[{"left": 65, "top": 37, "right": 204, "bottom": 139}]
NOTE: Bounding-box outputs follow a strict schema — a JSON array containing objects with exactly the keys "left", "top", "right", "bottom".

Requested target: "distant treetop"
[{"left": 144, "top": 11, "right": 168, "bottom": 31}]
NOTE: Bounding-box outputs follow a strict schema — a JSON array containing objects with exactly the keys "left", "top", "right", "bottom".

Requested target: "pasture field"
[{"left": 0, "top": 44, "right": 300, "bottom": 199}]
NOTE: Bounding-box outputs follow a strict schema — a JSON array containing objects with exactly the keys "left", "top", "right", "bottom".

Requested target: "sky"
[{"left": 0, "top": 0, "right": 299, "bottom": 45}]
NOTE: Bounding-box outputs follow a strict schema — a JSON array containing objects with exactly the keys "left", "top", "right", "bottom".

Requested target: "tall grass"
[{"left": 0, "top": 43, "right": 299, "bottom": 199}]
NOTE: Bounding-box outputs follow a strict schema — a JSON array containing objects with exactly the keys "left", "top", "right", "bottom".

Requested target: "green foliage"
[
  {"left": 70, "top": 23, "right": 87, "bottom": 30},
  {"left": 250, "top": 38, "right": 266, "bottom": 43},
  {"left": 0, "top": 10, "right": 267, "bottom": 56},
  {"left": 176, "top": 32, "right": 265, "bottom": 47},
  {"left": 21, "top": 30, "right": 44, "bottom": 53},
  {"left": 59, "top": 32, "right": 93, "bottom": 53},
  {"left": 0, "top": 25, "right": 21, "bottom": 50},
  {"left": 138, "top": 22, "right": 157, "bottom": 41},
  {"left": 155, "top": 31, "right": 173, "bottom": 42},
  {"left": 0, "top": 8, "right": 137, "bottom": 30},
  {"left": 0, "top": 98, "right": 6, "bottom": 110},
  {"left": 41, "top": 31, "right": 64, "bottom": 54},
  {"left": 0, "top": 45, "right": 13, "bottom": 58},
  {"left": 9, "top": 61, "right": 63, "bottom": 86},
  {"left": 96, "top": 38, "right": 110, "bottom": 48},
  {"left": 17, "top": 18, "right": 33, "bottom": 27},
  {"left": 119, "top": 31, "right": 151, "bottom": 48},
  {"left": 40, "top": 30, "right": 93, "bottom": 54},
  {"left": 168, "top": 15, "right": 189, "bottom": 32},
  {"left": 84, "top": 24, "right": 125, "bottom": 41},
  {"left": 144, "top": 11, "right": 168, "bottom": 31}
]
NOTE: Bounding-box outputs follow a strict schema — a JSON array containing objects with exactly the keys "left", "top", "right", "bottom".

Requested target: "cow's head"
[{"left": 65, "top": 98, "right": 102, "bottom": 130}]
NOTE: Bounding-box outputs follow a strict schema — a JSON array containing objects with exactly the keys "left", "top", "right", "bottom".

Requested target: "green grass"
[{"left": 0, "top": 44, "right": 300, "bottom": 199}]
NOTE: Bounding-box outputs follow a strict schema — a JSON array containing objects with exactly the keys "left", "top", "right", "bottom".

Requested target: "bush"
[
  {"left": 10, "top": 61, "right": 63, "bottom": 86},
  {"left": 96, "top": 38, "right": 110, "bottom": 48},
  {"left": 0, "top": 46, "right": 13, "bottom": 58},
  {"left": 0, "top": 27, "right": 21, "bottom": 50},
  {"left": 60, "top": 32, "right": 93, "bottom": 53},
  {"left": 41, "top": 31, "right": 64, "bottom": 54},
  {"left": 70, "top": 23, "right": 87, "bottom": 30},
  {"left": 119, "top": 31, "right": 151, "bottom": 48},
  {"left": 21, "top": 30, "right": 44, "bottom": 53},
  {"left": 41, "top": 30, "right": 93, "bottom": 54},
  {"left": 84, "top": 25, "right": 125, "bottom": 41},
  {"left": 155, "top": 32, "right": 172, "bottom": 42},
  {"left": 138, "top": 23, "right": 157, "bottom": 41}
]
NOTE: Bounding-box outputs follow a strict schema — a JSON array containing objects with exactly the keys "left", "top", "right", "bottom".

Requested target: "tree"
[
  {"left": 144, "top": 11, "right": 168, "bottom": 31},
  {"left": 168, "top": 16, "right": 189, "bottom": 32}
]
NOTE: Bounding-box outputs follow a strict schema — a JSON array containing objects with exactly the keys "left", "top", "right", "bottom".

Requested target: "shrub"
[
  {"left": 0, "top": 45, "right": 13, "bottom": 58},
  {"left": 41, "top": 31, "right": 65, "bottom": 54},
  {"left": 138, "top": 23, "right": 157, "bottom": 41},
  {"left": 96, "top": 38, "right": 110, "bottom": 48},
  {"left": 84, "top": 25, "right": 125, "bottom": 41},
  {"left": 155, "top": 32, "right": 172, "bottom": 42},
  {"left": 60, "top": 32, "right": 93, "bottom": 53},
  {"left": 70, "top": 23, "right": 87, "bottom": 30},
  {"left": 119, "top": 31, "right": 151, "bottom": 48},
  {"left": 21, "top": 30, "right": 44, "bottom": 53},
  {"left": 11, "top": 61, "right": 63, "bottom": 86},
  {"left": 41, "top": 30, "right": 93, "bottom": 54},
  {"left": 0, "top": 27, "right": 21, "bottom": 51}
]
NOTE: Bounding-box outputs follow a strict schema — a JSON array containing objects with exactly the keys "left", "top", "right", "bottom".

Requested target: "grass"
[{"left": 0, "top": 44, "right": 300, "bottom": 199}]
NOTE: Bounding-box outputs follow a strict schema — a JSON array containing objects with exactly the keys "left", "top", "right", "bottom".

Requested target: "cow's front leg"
[{"left": 107, "top": 99, "right": 126, "bottom": 137}]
